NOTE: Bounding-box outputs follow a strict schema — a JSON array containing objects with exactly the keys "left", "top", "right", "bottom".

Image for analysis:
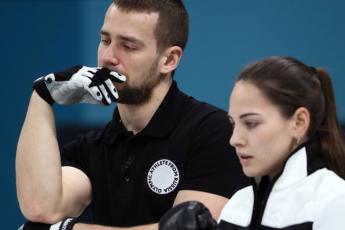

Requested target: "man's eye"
[
  {"left": 123, "top": 44, "right": 137, "bottom": 50},
  {"left": 100, "top": 38, "right": 110, "bottom": 45}
]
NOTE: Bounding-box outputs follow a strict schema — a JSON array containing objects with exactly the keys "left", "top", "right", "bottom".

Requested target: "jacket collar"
[{"left": 272, "top": 139, "right": 325, "bottom": 189}]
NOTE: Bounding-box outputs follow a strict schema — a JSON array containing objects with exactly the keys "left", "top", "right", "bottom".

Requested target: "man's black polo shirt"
[{"left": 61, "top": 81, "right": 248, "bottom": 226}]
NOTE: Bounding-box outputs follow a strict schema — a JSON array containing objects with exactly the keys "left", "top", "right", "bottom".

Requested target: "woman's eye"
[{"left": 245, "top": 121, "right": 258, "bottom": 129}]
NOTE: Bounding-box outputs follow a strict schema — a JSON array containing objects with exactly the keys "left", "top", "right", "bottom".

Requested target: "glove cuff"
[
  {"left": 33, "top": 78, "right": 55, "bottom": 105},
  {"left": 20, "top": 217, "right": 76, "bottom": 230},
  {"left": 51, "top": 217, "right": 76, "bottom": 230}
]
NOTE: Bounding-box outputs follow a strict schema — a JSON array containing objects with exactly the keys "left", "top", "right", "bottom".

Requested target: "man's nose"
[{"left": 102, "top": 45, "right": 120, "bottom": 67}]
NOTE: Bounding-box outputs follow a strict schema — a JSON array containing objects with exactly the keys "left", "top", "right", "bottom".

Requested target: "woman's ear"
[
  {"left": 159, "top": 46, "right": 182, "bottom": 74},
  {"left": 291, "top": 107, "right": 310, "bottom": 143}
]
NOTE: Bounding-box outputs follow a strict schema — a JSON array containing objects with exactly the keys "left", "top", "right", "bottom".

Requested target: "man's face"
[{"left": 98, "top": 4, "right": 163, "bottom": 105}]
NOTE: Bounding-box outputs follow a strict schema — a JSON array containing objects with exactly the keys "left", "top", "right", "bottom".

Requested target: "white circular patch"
[{"left": 147, "top": 159, "right": 180, "bottom": 194}]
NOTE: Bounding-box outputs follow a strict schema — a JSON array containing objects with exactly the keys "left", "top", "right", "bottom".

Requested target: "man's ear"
[
  {"left": 291, "top": 107, "right": 310, "bottom": 142},
  {"left": 159, "top": 46, "right": 183, "bottom": 74}
]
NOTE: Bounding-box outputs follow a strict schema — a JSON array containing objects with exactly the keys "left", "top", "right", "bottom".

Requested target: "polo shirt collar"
[
  {"left": 139, "top": 81, "right": 182, "bottom": 138},
  {"left": 103, "top": 81, "right": 183, "bottom": 144}
]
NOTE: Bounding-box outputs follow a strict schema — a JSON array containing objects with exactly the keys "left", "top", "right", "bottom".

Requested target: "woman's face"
[{"left": 228, "top": 81, "right": 296, "bottom": 179}]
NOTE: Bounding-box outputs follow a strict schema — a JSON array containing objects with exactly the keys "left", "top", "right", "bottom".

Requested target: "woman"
[
  {"left": 218, "top": 56, "right": 345, "bottom": 229},
  {"left": 159, "top": 56, "right": 345, "bottom": 230}
]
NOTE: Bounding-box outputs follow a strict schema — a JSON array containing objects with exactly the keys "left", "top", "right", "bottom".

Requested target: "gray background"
[{"left": 1, "top": 0, "right": 344, "bottom": 228}]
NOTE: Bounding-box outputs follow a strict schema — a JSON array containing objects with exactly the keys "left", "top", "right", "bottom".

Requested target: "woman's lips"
[{"left": 238, "top": 153, "right": 253, "bottom": 165}]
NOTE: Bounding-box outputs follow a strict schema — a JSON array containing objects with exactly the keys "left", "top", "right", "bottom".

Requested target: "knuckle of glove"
[
  {"left": 56, "top": 65, "right": 83, "bottom": 80},
  {"left": 88, "top": 68, "right": 111, "bottom": 88},
  {"left": 44, "top": 74, "right": 55, "bottom": 83},
  {"left": 159, "top": 201, "right": 218, "bottom": 230}
]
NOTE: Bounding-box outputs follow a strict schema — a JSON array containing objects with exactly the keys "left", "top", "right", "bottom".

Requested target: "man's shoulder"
[
  {"left": 177, "top": 89, "right": 227, "bottom": 117},
  {"left": 175, "top": 92, "right": 231, "bottom": 135}
]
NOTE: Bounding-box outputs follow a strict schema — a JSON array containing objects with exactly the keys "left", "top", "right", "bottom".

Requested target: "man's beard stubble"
[{"left": 116, "top": 60, "right": 161, "bottom": 105}]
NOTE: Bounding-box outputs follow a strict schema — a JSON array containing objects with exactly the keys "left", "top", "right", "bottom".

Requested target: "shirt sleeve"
[
  {"left": 179, "top": 110, "right": 250, "bottom": 198},
  {"left": 60, "top": 129, "right": 101, "bottom": 177}
]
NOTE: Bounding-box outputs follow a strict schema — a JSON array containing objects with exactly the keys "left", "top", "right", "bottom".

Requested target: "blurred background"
[{"left": 1, "top": 0, "right": 344, "bottom": 228}]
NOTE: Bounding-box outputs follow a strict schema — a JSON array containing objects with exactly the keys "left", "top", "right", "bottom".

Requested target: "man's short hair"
[{"left": 112, "top": 0, "right": 189, "bottom": 52}]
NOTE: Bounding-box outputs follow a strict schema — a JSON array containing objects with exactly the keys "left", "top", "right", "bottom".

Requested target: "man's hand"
[
  {"left": 18, "top": 218, "right": 76, "bottom": 230},
  {"left": 33, "top": 66, "right": 126, "bottom": 105},
  {"left": 159, "top": 201, "right": 219, "bottom": 230}
]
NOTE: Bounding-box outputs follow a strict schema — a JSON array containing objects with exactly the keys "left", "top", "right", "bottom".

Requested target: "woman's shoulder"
[
  {"left": 313, "top": 190, "right": 345, "bottom": 229},
  {"left": 310, "top": 168, "right": 345, "bottom": 197}
]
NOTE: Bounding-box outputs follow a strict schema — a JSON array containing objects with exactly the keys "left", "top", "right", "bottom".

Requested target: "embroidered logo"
[{"left": 147, "top": 159, "right": 180, "bottom": 194}]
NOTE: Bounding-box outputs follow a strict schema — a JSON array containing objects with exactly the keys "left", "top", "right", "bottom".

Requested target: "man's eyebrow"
[
  {"left": 100, "top": 29, "right": 110, "bottom": 36},
  {"left": 100, "top": 30, "right": 145, "bottom": 47},
  {"left": 116, "top": 35, "right": 145, "bottom": 46}
]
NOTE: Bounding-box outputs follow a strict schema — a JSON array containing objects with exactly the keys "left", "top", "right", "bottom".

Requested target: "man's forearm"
[
  {"left": 16, "top": 91, "right": 63, "bottom": 222},
  {"left": 73, "top": 223, "right": 158, "bottom": 230}
]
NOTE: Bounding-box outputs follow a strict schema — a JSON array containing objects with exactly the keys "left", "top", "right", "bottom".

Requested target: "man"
[{"left": 16, "top": 0, "right": 248, "bottom": 229}]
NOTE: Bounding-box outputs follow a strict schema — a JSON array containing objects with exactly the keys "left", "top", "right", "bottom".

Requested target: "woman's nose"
[{"left": 229, "top": 126, "right": 245, "bottom": 148}]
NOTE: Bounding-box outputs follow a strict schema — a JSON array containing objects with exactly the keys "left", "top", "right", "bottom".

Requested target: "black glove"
[
  {"left": 18, "top": 218, "right": 76, "bottom": 230},
  {"left": 159, "top": 201, "right": 219, "bottom": 230},
  {"left": 33, "top": 65, "right": 126, "bottom": 105}
]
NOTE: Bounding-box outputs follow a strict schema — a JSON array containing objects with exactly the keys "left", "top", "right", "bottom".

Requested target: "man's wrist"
[
  {"left": 30, "top": 91, "right": 54, "bottom": 111},
  {"left": 32, "top": 78, "right": 55, "bottom": 105}
]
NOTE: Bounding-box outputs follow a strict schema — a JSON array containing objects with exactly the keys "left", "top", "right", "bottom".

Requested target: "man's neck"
[{"left": 117, "top": 79, "right": 172, "bottom": 135}]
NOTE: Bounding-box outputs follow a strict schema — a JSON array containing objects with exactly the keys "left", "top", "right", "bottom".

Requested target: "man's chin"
[
  {"left": 117, "top": 98, "right": 148, "bottom": 105},
  {"left": 117, "top": 93, "right": 151, "bottom": 105}
]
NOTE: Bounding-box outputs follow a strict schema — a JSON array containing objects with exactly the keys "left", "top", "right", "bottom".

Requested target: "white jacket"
[{"left": 218, "top": 141, "right": 345, "bottom": 230}]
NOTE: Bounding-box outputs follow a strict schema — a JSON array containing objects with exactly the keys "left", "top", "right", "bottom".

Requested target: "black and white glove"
[
  {"left": 18, "top": 218, "right": 76, "bottom": 230},
  {"left": 33, "top": 65, "right": 126, "bottom": 105},
  {"left": 159, "top": 201, "right": 219, "bottom": 230}
]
